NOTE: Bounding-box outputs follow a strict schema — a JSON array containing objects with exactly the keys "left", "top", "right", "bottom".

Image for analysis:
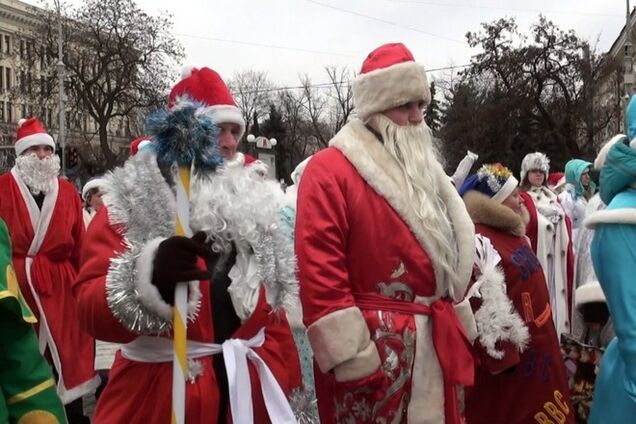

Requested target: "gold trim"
[{"left": 7, "top": 379, "right": 56, "bottom": 405}]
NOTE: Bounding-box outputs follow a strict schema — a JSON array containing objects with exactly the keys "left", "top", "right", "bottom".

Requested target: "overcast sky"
[{"left": 31, "top": 0, "right": 630, "bottom": 88}]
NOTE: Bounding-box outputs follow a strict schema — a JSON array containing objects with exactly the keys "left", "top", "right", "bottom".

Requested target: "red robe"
[
  {"left": 296, "top": 120, "right": 476, "bottom": 424},
  {"left": 74, "top": 154, "right": 301, "bottom": 423},
  {"left": 520, "top": 191, "right": 575, "bottom": 331},
  {"left": 463, "top": 191, "right": 573, "bottom": 424},
  {"left": 0, "top": 171, "right": 97, "bottom": 404}
]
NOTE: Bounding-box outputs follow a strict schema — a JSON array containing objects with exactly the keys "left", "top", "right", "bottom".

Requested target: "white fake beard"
[
  {"left": 14, "top": 153, "right": 60, "bottom": 195},
  {"left": 369, "top": 113, "right": 459, "bottom": 287}
]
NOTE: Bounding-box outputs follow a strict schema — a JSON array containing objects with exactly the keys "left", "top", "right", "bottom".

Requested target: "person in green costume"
[{"left": 0, "top": 217, "right": 66, "bottom": 424}]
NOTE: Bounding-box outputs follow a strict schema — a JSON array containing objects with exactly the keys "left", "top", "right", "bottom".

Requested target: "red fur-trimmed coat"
[
  {"left": 296, "top": 120, "right": 476, "bottom": 424},
  {"left": 0, "top": 171, "right": 98, "bottom": 404},
  {"left": 73, "top": 152, "right": 301, "bottom": 423}
]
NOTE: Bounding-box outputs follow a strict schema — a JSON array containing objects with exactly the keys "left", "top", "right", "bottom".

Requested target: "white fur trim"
[
  {"left": 134, "top": 237, "right": 202, "bottom": 321},
  {"left": 15, "top": 132, "right": 55, "bottom": 156},
  {"left": 81, "top": 178, "right": 104, "bottom": 200},
  {"left": 330, "top": 120, "right": 475, "bottom": 301},
  {"left": 58, "top": 375, "right": 101, "bottom": 405},
  {"left": 408, "top": 311, "right": 444, "bottom": 422},
  {"left": 454, "top": 298, "right": 478, "bottom": 343},
  {"left": 333, "top": 341, "right": 381, "bottom": 382},
  {"left": 307, "top": 306, "right": 371, "bottom": 373},
  {"left": 223, "top": 151, "right": 245, "bottom": 168},
  {"left": 595, "top": 134, "right": 626, "bottom": 170},
  {"left": 575, "top": 282, "right": 606, "bottom": 307},
  {"left": 200, "top": 104, "right": 246, "bottom": 139},
  {"left": 18, "top": 117, "right": 27, "bottom": 127},
  {"left": 353, "top": 61, "right": 430, "bottom": 120},
  {"left": 584, "top": 208, "right": 636, "bottom": 229},
  {"left": 492, "top": 176, "right": 519, "bottom": 203},
  {"left": 180, "top": 64, "right": 196, "bottom": 79}
]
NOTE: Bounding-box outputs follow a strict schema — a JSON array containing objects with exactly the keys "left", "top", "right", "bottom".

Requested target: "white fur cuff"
[
  {"left": 333, "top": 341, "right": 381, "bottom": 382},
  {"left": 307, "top": 306, "right": 371, "bottom": 373},
  {"left": 135, "top": 237, "right": 202, "bottom": 322},
  {"left": 584, "top": 208, "right": 636, "bottom": 229}
]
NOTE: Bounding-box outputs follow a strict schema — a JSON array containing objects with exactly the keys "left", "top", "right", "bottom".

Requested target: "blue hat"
[{"left": 458, "top": 163, "right": 519, "bottom": 203}]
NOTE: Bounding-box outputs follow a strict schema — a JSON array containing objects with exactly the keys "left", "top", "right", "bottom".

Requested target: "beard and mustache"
[
  {"left": 14, "top": 153, "right": 60, "bottom": 195},
  {"left": 367, "top": 113, "right": 459, "bottom": 287}
]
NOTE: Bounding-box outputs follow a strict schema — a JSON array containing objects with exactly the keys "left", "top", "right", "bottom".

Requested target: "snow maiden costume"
[
  {"left": 587, "top": 96, "right": 636, "bottom": 423},
  {"left": 74, "top": 67, "right": 302, "bottom": 423}
]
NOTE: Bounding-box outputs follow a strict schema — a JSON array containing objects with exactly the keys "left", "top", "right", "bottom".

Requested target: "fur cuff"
[
  {"left": 585, "top": 208, "right": 636, "bottom": 229},
  {"left": 333, "top": 341, "right": 381, "bottom": 382},
  {"left": 307, "top": 306, "right": 371, "bottom": 373},
  {"left": 135, "top": 237, "right": 202, "bottom": 321},
  {"left": 353, "top": 61, "right": 430, "bottom": 120}
]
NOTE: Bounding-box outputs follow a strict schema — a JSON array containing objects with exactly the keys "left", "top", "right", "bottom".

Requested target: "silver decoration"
[{"left": 102, "top": 151, "right": 202, "bottom": 334}]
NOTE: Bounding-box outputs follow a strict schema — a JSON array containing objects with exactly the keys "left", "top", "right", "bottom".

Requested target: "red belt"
[{"left": 354, "top": 292, "right": 474, "bottom": 424}]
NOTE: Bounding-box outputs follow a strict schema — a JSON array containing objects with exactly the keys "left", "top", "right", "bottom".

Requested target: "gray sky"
[{"left": 33, "top": 0, "right": 629, "bottom": 87}]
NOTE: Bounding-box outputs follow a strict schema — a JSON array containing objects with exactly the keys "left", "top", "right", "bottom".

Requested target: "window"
[
  {"left": 4, "top": 35, "right": 10, "bottom": 54},
  {"left": 5, "top": 68, "right": 10, "bottom": 90},
  {"left": 21, "top": 104, "right": 26, "bottom": 118},
  {"left": 0, "top": 67, "right": 3, "bottom": 93},
  {"left": 28, "top": 104, "right": 33, "bottom": 117},
  {"left": 7, "top": 102, "right": 12, "bottom": 123},
  {"left": 19, "top": 40, "right": 24, "bottom": 60},
  {"left": 27, "top": 73, "right": 32, "bottom": 95},
  {"left": 0, "top": 102, "right": 4, "bottom": 122},
  {"left": 39, "top": 46, "right": 45, "bottom": 69},
  {"left": 19, "top": 71, "right": 25, "bottom": 94}
]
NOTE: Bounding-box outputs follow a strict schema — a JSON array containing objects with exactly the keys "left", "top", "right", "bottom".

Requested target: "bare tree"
[
  {"left": 227, "top": 70, "right": 273, "bottom": 136},
  {"left": 30, "top": 0, "right": 183, "bottom": 171}
]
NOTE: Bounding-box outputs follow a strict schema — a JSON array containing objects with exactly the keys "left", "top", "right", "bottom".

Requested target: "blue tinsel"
[{"left": 145, "top": 98, "right": 223, "bottom": 171}]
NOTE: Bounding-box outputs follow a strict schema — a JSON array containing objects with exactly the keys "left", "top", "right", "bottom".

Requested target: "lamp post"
[{"left": 54, "top": 0, "right": 65, "bottom": 176}]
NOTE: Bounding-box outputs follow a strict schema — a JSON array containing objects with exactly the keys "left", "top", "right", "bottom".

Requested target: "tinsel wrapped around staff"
[{"left": 147, "top": 101, "right": 223, "bottom": 424}]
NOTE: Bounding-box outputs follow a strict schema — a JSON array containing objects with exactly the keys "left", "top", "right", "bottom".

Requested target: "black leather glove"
[{"left": 151, "top": 231, "right": 215, "bottom": 305}]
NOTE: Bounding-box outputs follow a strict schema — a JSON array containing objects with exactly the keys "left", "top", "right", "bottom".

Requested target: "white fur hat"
[{"left": 520, "top": 152, "right": 550, "bottom": 185}]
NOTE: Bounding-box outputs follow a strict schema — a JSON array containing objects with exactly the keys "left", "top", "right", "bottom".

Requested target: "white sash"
[{"left": 121, "top": 328, "right": 297, "bottom": 424}]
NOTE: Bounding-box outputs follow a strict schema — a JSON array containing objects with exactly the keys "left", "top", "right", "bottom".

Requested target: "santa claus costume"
[
  {"left": 519, "top": 152, "right": 574, "bottom": 337},
  {"left": 0, "top": 118, "right": 98, "bottom": 407},
  {"left": 74, "top": 67, "right": 302, "bottom": 423},
  {"left": 459, "top": 164, "right": 574, "bottom": 424},
  {"left": 296, "top": 43, "right": 477, "bottom": 424}
]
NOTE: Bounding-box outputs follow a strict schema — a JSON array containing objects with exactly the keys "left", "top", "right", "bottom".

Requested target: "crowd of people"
[{"left": 0, "top": 41, "right": 634, "bottom": 424}]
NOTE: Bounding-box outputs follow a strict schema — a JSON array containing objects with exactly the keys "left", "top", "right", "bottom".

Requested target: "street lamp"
[
  {"left": 54, "top": 0, "right": 65, "bottom": 176},
  {"left": 246, "top": 134, "right": 277, "bottom": 179}
]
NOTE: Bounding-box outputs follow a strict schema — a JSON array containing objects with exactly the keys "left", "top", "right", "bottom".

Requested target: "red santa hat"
[
  {"left": 167, "top": 66, "right": 245, "bottom": 139},
  {"left": 547, "top": 172, "right": 565, "bottom": 191},
  {"left": 352, "top": 43, "right": 430, "bottom": 121},
  {"left": 520, "top": 152, "right": 550, "bottom": 185},
  {"left": 15, "top": 117, "right": 55, "bottom": 156},
  {"left": 130, "top": 137, "right": 153, "bottom": 156}
]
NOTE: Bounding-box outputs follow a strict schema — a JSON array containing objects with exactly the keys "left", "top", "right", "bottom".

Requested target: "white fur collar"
[
  {"left": 585, "top": 208, "right": 636, "bottom": 229},
  {"left": 329, "top": 120, "right": 474, "bottom": 301}
]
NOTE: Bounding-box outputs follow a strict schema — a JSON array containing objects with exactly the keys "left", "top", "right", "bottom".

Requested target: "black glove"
[{"left": 151, "top": 231, "right": 215, "bottom": 305}]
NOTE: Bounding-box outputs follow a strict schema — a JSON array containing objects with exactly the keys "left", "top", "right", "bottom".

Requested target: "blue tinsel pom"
[{"left": 145, "top": 98, "right": 223, "bottom": 171}]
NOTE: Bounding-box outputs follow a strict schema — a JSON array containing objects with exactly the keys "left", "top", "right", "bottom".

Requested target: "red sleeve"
[
  {"left": 295, "top": 153, "right": 354, "bottom": 325},
  {"left": 73, "top": 207, "right": 136, "bottom": 343}
]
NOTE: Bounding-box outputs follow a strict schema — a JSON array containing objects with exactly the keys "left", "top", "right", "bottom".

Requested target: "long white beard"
[
  {"left": 369, "top": 113, "right": 459, "bottom": 288},
  {"left": 14, "top": 153, "right": 60, "bottom": 195}
]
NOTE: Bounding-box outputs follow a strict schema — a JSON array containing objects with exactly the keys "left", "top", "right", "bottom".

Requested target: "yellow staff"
[{"left": 172, "top": 166, "right": 192, "bottom": 424}]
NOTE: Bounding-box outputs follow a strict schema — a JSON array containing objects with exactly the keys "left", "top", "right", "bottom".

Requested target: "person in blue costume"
[{"left": 585, "top": 94, "right": 636, "bottom": 423}]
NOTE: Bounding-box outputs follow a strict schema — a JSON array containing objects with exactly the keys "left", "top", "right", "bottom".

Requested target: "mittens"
[{"left": 151, "top": 231, "right": 215, "bottom": 305}]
